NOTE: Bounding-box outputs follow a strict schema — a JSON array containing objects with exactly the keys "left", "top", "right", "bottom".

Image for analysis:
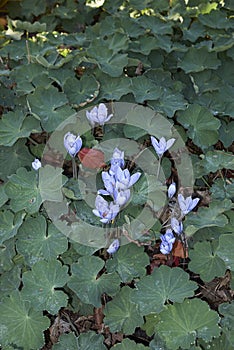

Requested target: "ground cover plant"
[{"left": 0, "top": 0, "right": 233, "bottom": 349}]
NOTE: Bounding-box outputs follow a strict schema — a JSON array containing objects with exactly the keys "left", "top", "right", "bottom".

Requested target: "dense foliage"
[{"left": 0, "top": 0, "right": 233, "bottom": 349}]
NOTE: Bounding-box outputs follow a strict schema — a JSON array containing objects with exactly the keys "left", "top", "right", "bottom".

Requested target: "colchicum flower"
[
  {"left": 115, "top": 167, "right": 141, "bottom": 190},
  {"left": 160, "top": 229, "right": 175, "bottom": 255},
  {"left": 178, "top": 194, "right": 200, "bottom": 215},
  {"left": 86, "top": 103, "right": 113, "bottom": 127},
  {"left": 107, "top": 239, "right": 120, "bottom": 254},
  {"left": 32, "top": 158, "right": 41, "bottom": 171},
  {"left": 171, "top": 217, "right": 183, "bottom": 235},
  {"left": 93, "top": 195, "right": 119, "bottom": 224},
  {"left": 113, "top": 187, "right": 131, "bottom": 207},
  {"left": 110, "top": 148, "right": 125, "bottom": 175},
  {"left": 64, "top": 132, "right": 82, "bottom": 157},
  {"left": 151, "top": 136, "right": 176, "bottom": 157},
  {"left": 167, "top": 182, "right": 176, "bottom": 199}
]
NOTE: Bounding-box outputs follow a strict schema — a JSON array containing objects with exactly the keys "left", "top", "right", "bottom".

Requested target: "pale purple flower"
[
  {"left": 171, "top": 217, "right": 183, "bottom": 235},
  {"left": 113, "top": 188, "right": 131, "bottom": 207},
  {"left": 178, "top": 194, "right": 200, "bottom": 215},
  {"left": 64, "top": 132, "right": 82, "bottom": 157},
  {"left": 160, "top": 229, "right": 175, "bottom": 255},
  {"left": 151, "top": 136, "right": 176, "bottom": 157},
  {"left": 167, "top": 182, "right": 176, "bottom": 198},
  {"left": 115, "top": 167, "right": 141, "bottom": 190},
  {"left": 98, "top": 171, "right": 116, "bottom": 197},
  {"left": 86, "top": 103, "right": 113, "bottom": 127},
  {"left": 32, "top": 158, "right": 41, "bottom": 171},
  {"left": 110, "top": 148, "right": 125, "bottom": 175},
  {"left": 107, "top": 239, "right": 120, "bottom": 254},
  {"left": 93, "top": 195, "right": 119, "bottom": 224}
]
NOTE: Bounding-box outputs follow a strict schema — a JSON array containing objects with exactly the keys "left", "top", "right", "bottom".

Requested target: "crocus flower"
[
  {"left": 64, "top": 132, "right": 82, "bottom": 157},
  {"left": 107, "top": 239, "right": 120, "bottom": 254},
  {"left": 86, "top": 103, "right": 113, "bottom": 127},
  {"left": 167, "top": 182, "right": 176, "bottom": 198},
  {"left": 93, "top": 195, "right": 119, "bottom": 224},
  {"left": 178, "top": 194, "right": 200, "bottom": 215},
  {"left": 160, "top": 229, "right": 175, "bottom": 255},
  {"left": 171, "top": 217, "right": 183, "bottom": 235},
  {"left": 151, "top": 136, "right": 176, "bottom": 157},
  {"left": 99, "top": 171, "right": 116, "bottom": 196},
  {"left": 32, "top": 158, "right": 41, "bottom": 171},
  {"left": 115, "top": 167, "right": 141, "bottom": 190},
  {"left": 113, "top": 188, "right": 131, "bottom": 207},
  {"left": 110, "top": 148, "right": 125, "bottom": 175}
]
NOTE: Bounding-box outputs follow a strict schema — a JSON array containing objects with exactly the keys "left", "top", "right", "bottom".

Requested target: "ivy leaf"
[
  {"left": 68, "top": 256, "right": 121, "bottom": 307},
  {"left": 106, "top": 243, "right": 149, "bottom": 282},
  {"left": 156, "top": 299, "right": 221, "bottom": 349},
  {"left": 0, "top": 290, "right": 50, "bottom": 350},
  {"left": 0, "top": 139, "right": 34, "bottom": 182},
  {"left": 178, "top": 47, "right": 221, "bottom": 73},
  {"left": 188, "top": 241, "right": 226, "bottom": 281},
  {"left": 104, "top": 286, "right": 143, "bottom": 334},
  {"left": 5, "top": 167, "right": 42, "bottom": 214},
  {"left": 0, "top": 210, "right": 25, "bottom": 244},
  {"left": 21, "top": 259, "right": 69, "bottom": 314},
  {"left": 184, "top": 199, "right": 232, "bottom": 236},
  {"left": 0, "top": 110, "right": 40, "bottom": 146},
  {"left": 131, "top": 76, "right": 162, "bottom": 103},
  {"left": 217, "top": 234, "right": 234, "bottom": 271},
  {"left": 132, "top": 265, "right": 197, "bottom": 315},
  {"left": 53, "top": 331, "right": 106, "bottom": 350},
  {"left": 16, "top": 215, "right": 68, "bottom": 266},
  {"left": 113, "top": 338, "right": 148, "bottom": 349},
  {"left": 64, "top": 75, "right": 100, "bottom": 107},
  {"left": 177, "top": 104, "right": 220, "bottom": 149}
]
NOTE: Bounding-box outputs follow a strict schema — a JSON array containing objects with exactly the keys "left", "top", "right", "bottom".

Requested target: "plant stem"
[
  {"left": 156, "top": 156, "right": 162, "bottom": 180},
  {"left": 72, "top": 157, "right": 77, "bottom": 179}
]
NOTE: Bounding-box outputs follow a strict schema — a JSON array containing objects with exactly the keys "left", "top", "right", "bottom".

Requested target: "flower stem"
[
  {"left": 156, "top": 156, "right": 162, "bottom": 180},
  {"left": 72, "top": 157, "right": 77, "bottom": 179}
]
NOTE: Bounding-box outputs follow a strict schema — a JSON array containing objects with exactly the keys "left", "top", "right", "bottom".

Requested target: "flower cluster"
[
  {"left": 86, "top": 103, "right": 113, "bottom": 127},
  {"left": 159, "top": 183, "right": 200, "bottom": 254},
  {"left": 93, "top": 148, "right": 141, "bottom": 224}
]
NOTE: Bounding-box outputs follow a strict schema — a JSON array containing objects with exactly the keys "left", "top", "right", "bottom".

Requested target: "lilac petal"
[
  {"left": 188, "top": 197, "right": 200, "bottom": 212},
  {"left": 167, "top": 182, "right": 176, "bottom": 198},
  {"left": 128, "top": 172, "right": 141, "bottom": 187},
  {"left": 98, "top": 189, "right": 111, "bottom": 196},
  {"left": 166, "top": 138, "right": 176, "bottom": 151},
  {"left": 92, "top": 209, "right": 101, "bottom": 218},
  {"left": 107, "top": 239, "right": 120, "bottom": 254}
]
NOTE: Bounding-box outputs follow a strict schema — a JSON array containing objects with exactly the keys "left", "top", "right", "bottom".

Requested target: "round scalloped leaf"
[
  {"left": 0, "top": 266, "right": 21, "bottom": 295},
  {"left": 0, "top": 110, "right": 40, "bottom": 146},
  {"left": 219, "top": 301, "right": 234, "bottom": 347},
  {"left": 0, "top": 185, "right": 8, "bottom": 208},
  {"left": 64, "top": 75, "right": 99, "bottom": 107},
  {"left": 156, "top": 299, "right": 221, "bottom": 350},
  {"left": 177, "top": 104, "right": 220, "bottom": 149},
  {"left": 68, "top": 256, "right": 121, "bottom": 307},
  {"left": 0, "top": 238, "right": 16, "bottom": 274},
  {"left": 217, "top": 234, "right": 234, "bottom": 271},
  {"left": 130, "top": 76, "right": 162, "bottom": 103},
  {"left": 16, "top": 215, "right": 68, "bottom": 265},
  {"left": 200, "top": 151, "right": 234, "bottom": 174},
  {"left": 0, "top": 290, "right": 50, "bottom": 349},
  {"left": 149, "top": 90, "right": 187, "bottom": 117},
  {"left": 184, "top": 199, "right": 232, "bottom": 237},
  {"left": 0, "top": 139, "right": 34, "bottom": 182},
  {"left": 39, "top": 165, "right": 65, "bottom": 202},
  {"left": 106, "top": 243, "right": 149, "bottom": 282},
  {"left": 104, "top": 286, "right": 143, "bottom": 334},
  {"left": 97, "top": 75, "right": 131, "bottom": 100},
  {"left": 21, "top": 259, "right": 69, "bottom": 314},
  {"left": 188, "top": 241, "right": 226, "bottom": 281},
  {"left": 5, "top": 167, "right": 42, "bottom": 214},
  {"left": 219, "top": 120, "right": 234, "bottom": 148},
  {"left": 113, "top": 338, "right": 147, "bottom": 349},
  {"left": 53, "top": 331, "right": 106, "bottom": 350},
  {"left": 178, "top": 47, "right": 221, "bottom": 73},
  {"left": 0, "top": 210, "right": 25, "bottom": 244},
  {"left": 131, "top": 265, "right": 197, "bottom": 315}
]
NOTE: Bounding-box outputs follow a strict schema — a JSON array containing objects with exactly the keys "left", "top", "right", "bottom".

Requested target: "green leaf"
[
  {"left": 131, "top": 76, "right": 162, "bottom": 103},
  {"left": 210, "top": 178, "right": 234, "bottom": 200},
  {"left": 0, "top": 139, "right": 34, "bottom": 182},
  {"left": 188, "top": 241, "right": 226, "bottom": 281},
  {"left": 156, "top": 299, "right": 221, "bottom": 349},
  {"left": 64, "top": 75, "right": 100, "bottom": 107},
  {"left": 68, "top": 256, "right": 120, "bottom": 307},
  {"left": 177, "top": 104, "right": 220, "bottom": 149},
  {"left": 217, "top": 234, "right": 234, "bottom": 271},
  {"left": 219, "top": 301, "right": 234, "bottom": 347},
  {"left": 149, "top": 90, "right": 187, "bottom": 117},
  {"left": 53, "top": 331, "right": 106, "bottom": 350},
  {"left": 178, "top": 46, "right": 221, "bottom": 73},
  {"left": 16, "top": 215, "right": 68, "bottom": 266},
  {"left": 219, "top": 120, "right": 234, "bottom": 148},
  {"left": 0, "top": 210, "right": 25, "bottom": 244},
  {"left": 21, "top": 259, "right": 69, "bottom": 314},
  {"left": 98, "top": 75, "right": 131, "bottom": 100},
  {"left": 132, "top": 265, "right": 197, "bottom": 315},
  {"left": 0, "top": 110, "right": 40, "bottom": 146},
  {"left": 104, "top": 286, "right": 143, "bottom": 334},
  {"left": 184, "top": 199, "right": 232, "bottom": 236},
  {"left": 20, "top": 0, "right": 46, "bottom": 16},
  {"left": 39, "top": 165, "right": 65, "bottom": 202},
  {"left": 0, "top": 238, "right": 16, "bottom": 274},
  {"left": 198, "top": 10, "right": 232, "bottom": 29},
  {"left": 106, "top": 243, "right": 149, "bottom": 282},
  {"left": 0, "top": 185, "right": 8, "bottom": 208},
  {"left": 113, "top": 338, "right": 148, "bottom": 349},
  {"left": 201, "top": 151, "right": 234, "bottom": 173},
  {"left": 0, "top": 290, "right": 50, "bottom": 349},
  {"left": 139, "top": 16, "right": 172, "bottom": 35},
  {"left": 0, "top": 266, "right": 21, "bottom": 295},
  {"left": 5, "top": 167, "right": 42, "bottom": 214}
]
